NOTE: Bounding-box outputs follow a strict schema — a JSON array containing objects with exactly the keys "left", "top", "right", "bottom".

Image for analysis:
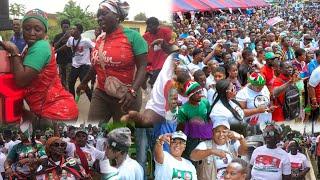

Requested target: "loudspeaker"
[
  {"left": 0, "top": 0, "right": 9, "bottom": 19},
  {"left": 0, "top": 0, "right": 11, "bottom": 30}
]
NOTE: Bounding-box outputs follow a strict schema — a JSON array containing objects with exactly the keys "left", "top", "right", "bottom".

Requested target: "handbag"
[
  {"left": 104, "top": 76, "right": 130, "bottom": 99},
  {"left": 98, "top": 34, "right": 131, "bottom": 99}
]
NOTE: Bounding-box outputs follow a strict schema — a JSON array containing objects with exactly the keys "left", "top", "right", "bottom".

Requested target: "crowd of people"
[{"left": 1, "top": 0, "right": 320, "bottom": 179}]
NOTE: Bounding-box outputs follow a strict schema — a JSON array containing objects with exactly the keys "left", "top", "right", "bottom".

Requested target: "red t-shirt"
[
  {"left": 91, "top": 27, "right": 148, "bottom": 90},
  {"left": 143, "top": 27, "right": 172, "bottom": 71},
  {"left": 261, "top": 65, "right": 274, "bottom": 88},
  {"left": 272, "top": 74, "right": 290, "bottom": 122}
]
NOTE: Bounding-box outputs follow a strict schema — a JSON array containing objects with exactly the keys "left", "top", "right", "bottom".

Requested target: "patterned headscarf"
[
  {"left": 99, "top": 0, "right": 130, "bottom": 22},
  {"left": 22, "top": 9, "right": 48, "bottom": 32},
  {"left": 248, "top": 72, "right": 266, "bottom": 86}
]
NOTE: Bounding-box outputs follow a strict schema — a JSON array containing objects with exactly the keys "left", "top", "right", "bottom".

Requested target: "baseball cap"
[
  {"left": 172, "top": 131, "right": 187, "bottom": 141},
  {"left": 265, "top": 52, "right": 276, "bottom": 60},
  {"left": 213, "top": 120, "right": 230, "bottom": 129}
]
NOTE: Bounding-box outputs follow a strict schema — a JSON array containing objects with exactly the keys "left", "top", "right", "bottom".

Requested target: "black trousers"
[{"left": 68, "top": 64, "right": 92, "bottom": 101}]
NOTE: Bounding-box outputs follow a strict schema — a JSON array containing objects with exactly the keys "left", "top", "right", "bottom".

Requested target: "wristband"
[
  {"left": 8, "top": 52, "right": 21, "bottom": 58},
  {"left": 128, "top": 88, "right": 137, "bottom": 98}
]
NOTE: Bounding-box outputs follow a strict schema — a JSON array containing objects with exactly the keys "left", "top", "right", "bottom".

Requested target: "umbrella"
[{"left": 266, "top": 16, "right": 284, "bottom": 26}]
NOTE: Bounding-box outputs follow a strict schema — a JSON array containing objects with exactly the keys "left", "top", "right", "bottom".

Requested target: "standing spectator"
[
  {"left": 187, "top": 48, "right": 205, "bottom": 74},
  {"left": 66, "top": 23, "right": 94, "bottom": 101},
  {"left": 104, "top": 128, "right": 144, "bottom": 179},
  {"left": 287, "top": 140, "right": 310, "bottom": 180},
  {"left": 66, "top": 129, "right": 105, "bottom": 177},
  {"left": 238, "top": 49, "right": 254, "bottom": 86},
  {"left": 260, "top": 52, "right": 276, "bottom": 90},
  {"left": 190, "top": 121, "right": 247, "bottom": 180},
  {"left": 177, "top": 81, "right": 212, "bottom": 161},
  {"left": 77, "top": 0, "right": 148, "bottom": 123},
  {"left": 224, "top": 158, "right": 249, "bottom": 180},
  {"left": 53, "top": 19, "right": 73, "bottom": 90},
  {"left": 307, "top": 49, "right": 320, "bottom": 75},
  {"left": 272, "top": 61, "right": 300, "bottom": 122},
  {"left": 9, "top": 19, "right": 26, "bottom": 53},
  {"left": 280, "top": 36, "right": 295, "bottom": 61},
  {"left": 236, "top": 72, "right": 273, "bottom": 135},
  {"left": 143, "top": 17, "right": 172, "bottom": 88},
  {"left": 154, "top": 131, "right": 197, "bottom": 180},
  {"left": 250, "top": 123, "right": 291, "bottom": 180}
]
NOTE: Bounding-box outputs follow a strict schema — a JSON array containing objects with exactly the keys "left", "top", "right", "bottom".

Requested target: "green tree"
[
  {"left": 9, "top": 3, "right": 26, "bottom": 18},
  {"left": 134, "top": 12, "right": 147, "bottom": 21},
  {"left": 57, "top": 0, "right": 98, "bottom": 31}
]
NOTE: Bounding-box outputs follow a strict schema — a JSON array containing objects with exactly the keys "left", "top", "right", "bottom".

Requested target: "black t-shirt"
[{"left": 53, "top": 32, "right": 73, "bottom": 65}]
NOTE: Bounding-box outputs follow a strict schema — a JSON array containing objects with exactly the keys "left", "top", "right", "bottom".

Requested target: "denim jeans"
[{"left": 135, "top": 128, "right": 154, "bottom": 180}]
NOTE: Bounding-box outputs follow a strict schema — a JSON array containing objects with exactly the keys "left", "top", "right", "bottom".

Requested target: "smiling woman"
[{"left": 0, "top": 9, "right": 78, "bottom": 129}]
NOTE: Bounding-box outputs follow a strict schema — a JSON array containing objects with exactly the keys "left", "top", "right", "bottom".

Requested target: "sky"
[{"left": 9, "top": 0, "right": 172, "bottom": 21}]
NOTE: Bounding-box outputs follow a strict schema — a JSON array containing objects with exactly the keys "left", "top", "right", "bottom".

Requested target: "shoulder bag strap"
[{"left": 72, "top": 37, "right": 81, "bottom": 57}]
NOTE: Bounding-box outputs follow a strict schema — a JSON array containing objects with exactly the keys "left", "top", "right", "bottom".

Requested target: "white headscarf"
[{"left": 99, "top": 0, "right": 129, "bottom": 21}]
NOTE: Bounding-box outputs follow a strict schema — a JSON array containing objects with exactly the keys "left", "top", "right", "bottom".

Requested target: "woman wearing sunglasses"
[
  {"left": 249, "top": 123, "right": 291, "bottom": 180},
  {"left": 35, "top": 137, "right": 90, "bottom": 179},
  {"left": 236, "top": 72, "right": 276, "bottom": 135},
  {"left": 208, "top": 79, "right": 245, "bottom": 133}
]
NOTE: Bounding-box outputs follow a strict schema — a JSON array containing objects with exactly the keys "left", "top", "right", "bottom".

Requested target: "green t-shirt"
[
  {"left": 7, "top": 142, "right": 47, "bottom": 162},
  {"left": 123, "top": 27, "right": 148, "bottom": 56},
  {"left": 23, "top": 39, "right": 51, "bottom": 72},
  {"left": 178, "top": 98, "right": 211, "bottom": 123}
]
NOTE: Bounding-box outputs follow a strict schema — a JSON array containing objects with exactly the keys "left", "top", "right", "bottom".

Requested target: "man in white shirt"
[
  {"left": 104, "top": 127, "right": 143, "bottom": 180},
  {"left": 250, "top": 123, "right": 291, "bottom": 180},
  {"left": 66, "top": 129, "right": 105, "bottom": 174},
  {"left": 154, "top": 131, "right": 197, "bottom": 180},
  {"left": 66, "top": 23, "right": 94, "bottom": 101},
  {"left": 187, "top": 48, "right": 205, "bottom": 75}
]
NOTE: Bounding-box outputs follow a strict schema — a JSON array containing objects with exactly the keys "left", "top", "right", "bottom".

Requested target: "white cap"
[
  {"left": 172, "top": 131, "right": 187, "bottom": 141},
  {"left": 213, "top": 120, "right": 230, "bottom": 129}
]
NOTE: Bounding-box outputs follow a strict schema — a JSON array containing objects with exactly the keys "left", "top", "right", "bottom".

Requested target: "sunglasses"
[
  {"left": 52, "top": 142, "right": 67, "bottom": 148},
  {"left": 226, "top": 85, "right": 236, "bottom": 93},
  {"left": 263, "top": 131, "right": 276, "bottom": 137},
  {"left": 171, "top": 140, "right": 186, "bottom": 146}
]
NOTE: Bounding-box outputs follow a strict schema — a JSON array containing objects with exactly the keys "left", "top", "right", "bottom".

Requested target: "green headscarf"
[{"left": 22, "top": 9, "right": 48, "bottom": 32}]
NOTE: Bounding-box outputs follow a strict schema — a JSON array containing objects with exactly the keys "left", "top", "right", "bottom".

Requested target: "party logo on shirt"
[
  {"left": 172, "top": 168, "right": 193, "bottom": 180},
  {"left": 291, "top": 162, "right": 302, "bottom": 176},
  {"left": 253, "top": 155, "right": 281, "bottom": 172}
]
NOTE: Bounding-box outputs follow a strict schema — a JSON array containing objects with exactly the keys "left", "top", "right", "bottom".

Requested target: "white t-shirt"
[
  {"left": 195, "top": 140, "right": 240, "bottom": 180},
  {"left": 96, "top": 137, "right": 107, "bottom": 151},
  {"left": 236, "top": 85, "right": 272, "bottom": 125},
  {"left": 66, "top": 142, "right": 105, "bottom": 168},
  {"left": 178, "top": 54, "right": 192, "bottom": 65},
  {"left": 154, "top": 151, "right": 197, "bottom": 180},
  {"left": 118, "top": 155, "right": 144, "bottom": 180},
  {"left": 209, "top": 100, "right": 245, "bottom": 125},
  {"left": 309, "top": 66, "right": 320, "bottom": 88},
  {"left": 206, "top": 74, "right": 215, "bottom": 89},
  {"left": 66, "top": 37, "right": 94, "bottom": 68},
  {"left": 146, "top": 54, "right": 189, "bottom": 118},
  {"left": 250, "top": 145, "right": 291, "bottom": 180},
  {"left": 0, "top": 152, "right": 5, "bottom": 173},
  {"left": 146, "top": 55, "right": 175, "bottom": 117},
  {"left": 187, "top": 62, "right": 204, "bottom": 75},
  {"left": 207, "top": 88, "right": 217, "bottom": 105},
  {"left": 238, "top": 37, "right": 250, "bottom": 49},
  {"left": 288, "top": 152, "right": 310, "bottom": 177}
]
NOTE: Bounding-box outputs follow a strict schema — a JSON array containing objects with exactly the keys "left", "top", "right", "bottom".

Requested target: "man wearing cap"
[
  {"left": 260, "top": 52, "right": 276, "bottom": 90},
  {"left": 249, "top": 123, "right": 291, "bottom": 180},
  {"left": 66, "top": 128, "right": 105, "bottom": 176},
  {"left": 103, "top": 127, "right": 143, "bottom": 180},
  {"left": 190, "top": 121, "right": 247, "bottom": 180},
  {"left": 154, "top": 131, "right": 197, "bottom": 180},
  {"left": 178, "top": 45, "right": 192, "bottom": 66},
  {"left": 177, "top": 81, "right": 212, "bottom": 161}
]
